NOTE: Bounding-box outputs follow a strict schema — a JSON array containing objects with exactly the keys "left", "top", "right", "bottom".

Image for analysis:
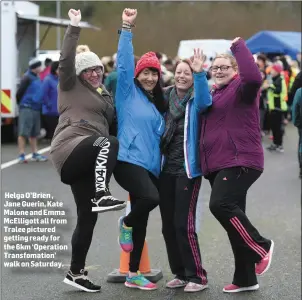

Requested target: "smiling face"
[
  {"left": 211, "top": 55, "right": 238, "bottom": 87},
  {"left": 81, "top": 66, "right": 103, "bottom": 89},
  {"left": 174, "top": 61, "right": 193, "bottom": 91},
  {"left": 136, "top": 68, "right": 159, "bottom": 91}
]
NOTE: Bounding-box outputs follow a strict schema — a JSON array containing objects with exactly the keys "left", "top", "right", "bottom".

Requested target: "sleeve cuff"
[
  {"left": 68, "top": 24, "right": 81, "bottom": 33},
  {"left": 120, "top": 30, "right": 133, "bottom": 38},
  {"left": 193, "top": 71, "right": 206, "bottom": 77}
]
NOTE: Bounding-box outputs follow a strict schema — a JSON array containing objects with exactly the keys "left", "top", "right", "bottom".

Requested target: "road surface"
[{"left": 1, "top": 125, "right": 301, "bottom": 300}]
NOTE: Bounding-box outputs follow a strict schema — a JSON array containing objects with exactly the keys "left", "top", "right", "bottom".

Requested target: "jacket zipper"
[
  {"left": 158, "top": 117, "right": 163, "bottom": 132},
  {"left": 202, "top": 117, "right": 209, "bottom": 174}
]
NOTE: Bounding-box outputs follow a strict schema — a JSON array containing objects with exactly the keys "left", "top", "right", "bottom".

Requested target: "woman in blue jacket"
[
  {"left": 42, "top": 61, "right": 59, "bottom": 139},
  {"left": 113, "top": 8, "right": 167, "bottom": 290},
  {"left": 159, "top": 51, "right": 212, "bottom": 293}
]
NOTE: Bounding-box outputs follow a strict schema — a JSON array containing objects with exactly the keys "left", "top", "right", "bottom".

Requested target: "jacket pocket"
[
  {"left": 124, "top": 127, "right": 139, "bottom": 159},
  {"left": 128, "top": 133, "right": 139, "bottom": 152},
  {"left": 227, "top": 130, "right": 238, "bottom": 160}
]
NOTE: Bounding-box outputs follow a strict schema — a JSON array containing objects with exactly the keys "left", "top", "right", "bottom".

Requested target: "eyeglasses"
[
  {"left": 210, "top": 65, "right": 232, "bottom": 72},
  {"left": 83, "top": 67, "right": 103, "bottom": 76}
]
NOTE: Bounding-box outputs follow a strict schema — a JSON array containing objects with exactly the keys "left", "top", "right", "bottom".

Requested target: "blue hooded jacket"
[
  {"left": 42, "top": 73, "right": 59, "bottom": 116},
  {"left": 115, "top": 31, "right": 165, "bottom": 177},
  {"left": 19, "top": 71, "right": 43, "bottom": 111}
]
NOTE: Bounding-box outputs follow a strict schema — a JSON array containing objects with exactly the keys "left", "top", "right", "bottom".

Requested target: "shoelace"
[
  {"left": 106, "top": 195, "right": 118, "bottom": 201},
  {"left": 80, "top": 271, "right": 96, "bottom": 287},
  {"left": 103, "top": 188, "right": 118, "bottom": 201}
]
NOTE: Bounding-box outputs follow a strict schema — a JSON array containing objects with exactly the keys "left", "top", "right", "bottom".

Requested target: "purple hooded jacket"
[{"left": 200, "top": 39, "right": 263, "bottom": 176}]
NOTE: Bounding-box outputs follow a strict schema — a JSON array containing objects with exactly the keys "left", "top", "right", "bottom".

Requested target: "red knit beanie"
[
  {"left": 271, "top": 64, "right": 283, "bottom": 73},
  {"left": 134, "top": 52, "right": 161, "bottom": 78}
]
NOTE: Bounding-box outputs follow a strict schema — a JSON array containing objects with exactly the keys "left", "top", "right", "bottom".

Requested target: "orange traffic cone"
[
  {"left": 119, "top": 241, "right": 151, "bottom": 274},
  {"left": 107, "top": 195, "right": 163, "bottom": 283}
]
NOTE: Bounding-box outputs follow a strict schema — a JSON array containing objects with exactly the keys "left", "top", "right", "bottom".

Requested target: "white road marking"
[{"left": 1, "top": 146, "right": 51, "bottom": 170}]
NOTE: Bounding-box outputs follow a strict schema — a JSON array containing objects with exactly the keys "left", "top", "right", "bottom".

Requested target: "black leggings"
[
  {"left": 206, "top": 167, "right": 271, "bottom": 287},
  {"left": 270, "top": 110, "right": 284, "bottom": 146},
  {"left": 114, "top": 161, "right": 159, "bottom": 272},
  {"left": 61, "top": 135, "right": 118, "bottom": 273}
]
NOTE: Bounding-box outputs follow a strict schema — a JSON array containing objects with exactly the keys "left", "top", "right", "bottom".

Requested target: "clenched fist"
[
  {"left": 122, "top": 8, "right": 137, "bottom": 25},
  {"left": 232, "top": 37, "right": 241, "bottom": 45},
  {"left": 68, "top": 9, "right": 81, "bottom": 27}
]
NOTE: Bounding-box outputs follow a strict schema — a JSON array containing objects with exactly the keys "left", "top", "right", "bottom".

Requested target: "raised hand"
[
  {"left": 122, "top": 8, "right": 137, "bottom": 25},
  {"left": 189, "top": 48, "right": 206, "bottom": 73},
  {"left": 68, "top": 9, "right": 81, "bottom": 26},
  {"left": 232, "top": 37, "right": 241, "bottom": 45}
]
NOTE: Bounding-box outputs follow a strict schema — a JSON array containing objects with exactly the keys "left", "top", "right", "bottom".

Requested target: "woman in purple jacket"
[{"left": 200, "top": 37, "right": 274, "bottom": 293}]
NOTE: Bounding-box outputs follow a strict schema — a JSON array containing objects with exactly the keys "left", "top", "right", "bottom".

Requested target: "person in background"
[
  {"left": 104, "top": 53, "right": 118, "bottom": 101},
  {"left": 114, "top": 8, "right": 166, "bottom": 291},
  {"left": 291, "top": 87, "right": 302, "bottom": 178},
  {"left": 163, "top": 58, "right": 175, "bottom": 73},
  {"left": 16, "top": 58, "right": 47, "bottom": 163},
  {"left": 40, "top": 58, "right": 52, "bottom": 81},
  {"left": 159, "top": 51, "right": 212, "bottom": 293},
  {"left": 42, "top": 61, "right": 59, "bottom": 140},
  {"left": 288, "top": 71, "right": 302, "bottom": 108},
  {"left": 256, "top": 54, "right": 268, "bottom": 73},
  {"left": 200, "top": 37, "right": 274, "bottom": 294},
  {"left": 279, "top": 56, "right": 291, "bottom": 89},
  {"left": 259, "top": 70, "right": 269, "bottom": 136},
  {"left": 50, "top": 9, "right": 126, "bottom": 293},
  {"left": 266, "top": 64, "right": 288, "bottom": 152},
  {"left": 155, "top": 51, "right": 163, "bottom": 64}
]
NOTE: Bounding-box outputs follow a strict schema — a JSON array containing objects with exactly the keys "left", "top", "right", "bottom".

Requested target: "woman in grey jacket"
[{"left": 50, "top": 9, "right": 125, "bottom": 293}]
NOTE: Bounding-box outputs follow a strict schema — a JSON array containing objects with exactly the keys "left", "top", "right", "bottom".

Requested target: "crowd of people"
[{"left": 15, "top": 6, "right": 302, "bottom": 295}]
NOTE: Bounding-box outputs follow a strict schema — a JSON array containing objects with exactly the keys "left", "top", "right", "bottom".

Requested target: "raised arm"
[
  {"left": 189, "top": 48, "right": 212, "bottom": 112},
  {"left": 231, "top": 38, "right": 262, "bottom": 104},
  {"left": 193, "top": 72, "right": 212, "bottom": 112},
  {"left": 116, "top": 8, "right": 137, "bottom": 100},
  {"left": 59, "top": 9, "right": 82, "bottom": 91}
]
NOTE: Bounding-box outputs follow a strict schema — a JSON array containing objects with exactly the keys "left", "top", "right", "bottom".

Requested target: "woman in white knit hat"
[{"left": 50, "top": 9, "right": 126, "bottom": 292}]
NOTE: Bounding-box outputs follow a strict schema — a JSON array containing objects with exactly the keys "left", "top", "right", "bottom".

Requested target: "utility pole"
[{"left": 56, "top": 0, "right": 61, "bottom": 50}]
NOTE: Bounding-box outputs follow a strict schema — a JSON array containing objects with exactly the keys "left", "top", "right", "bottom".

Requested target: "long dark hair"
[{"left": 134, "top": 68, "right": 168, "bottom": 114}]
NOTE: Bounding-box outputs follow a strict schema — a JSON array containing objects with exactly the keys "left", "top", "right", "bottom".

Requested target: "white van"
[
  {"left": 1, "top": 0, "right": 99, "bottom": 141},
  {"left": 177, "top": 39, "right": 232, "bottom": 70}
]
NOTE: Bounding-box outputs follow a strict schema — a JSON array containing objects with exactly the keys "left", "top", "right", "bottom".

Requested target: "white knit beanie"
[{"left": 75, "top": 51, "right": 104, "bottom": 75}]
